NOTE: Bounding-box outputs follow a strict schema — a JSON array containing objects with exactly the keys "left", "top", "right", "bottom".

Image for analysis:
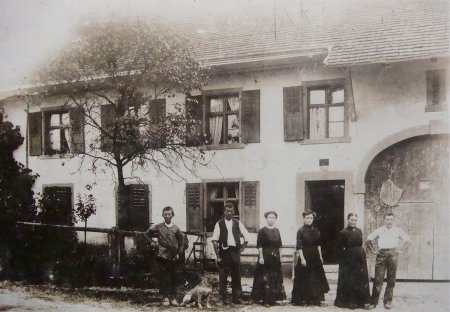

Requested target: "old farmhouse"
[{"left": 1, "top": 0, "right": 449, "bottom": 280}]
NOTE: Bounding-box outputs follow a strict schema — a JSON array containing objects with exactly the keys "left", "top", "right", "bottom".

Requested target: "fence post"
[{"left": 108, "top": 228, "right": 121, "bottom": 284}]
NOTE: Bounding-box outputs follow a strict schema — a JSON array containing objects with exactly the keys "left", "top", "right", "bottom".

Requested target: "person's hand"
[
  {"left": 216, "top": 256, "right": 222, "bottom": 265},
  {"left": 258, "top": 257, "right": 264, "bottom": 265},
  {"left": 301, "top": 260, "right": 307, "bottom": 267}
]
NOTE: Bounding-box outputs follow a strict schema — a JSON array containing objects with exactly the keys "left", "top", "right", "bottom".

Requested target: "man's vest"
[{"left": 218, "top": 218, "right": 241, "bottom": 249}]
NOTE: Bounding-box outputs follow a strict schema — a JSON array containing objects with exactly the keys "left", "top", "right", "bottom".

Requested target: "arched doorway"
[{"left": 364, "top": 134, "right": 449, "bottom": 280}]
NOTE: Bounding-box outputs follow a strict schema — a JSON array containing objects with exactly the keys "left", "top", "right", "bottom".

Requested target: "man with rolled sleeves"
[
  {"left": 212, "top": 202, "right": 250, "bottom": 304},
  {"left": 366, "top": 212, "right": 410, "bottom": 310}
]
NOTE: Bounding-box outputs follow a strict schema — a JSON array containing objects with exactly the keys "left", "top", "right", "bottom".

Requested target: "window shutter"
[
  {"left": 241, "top": 181, "right": 259, "bottom": 233},
  {"left": 100, "top": 104, "right": 115, "bottom": 152},
  {"left": 43, "top": 186, "right": 73, "bottom": 225},
  {"left": 126, "top": 184, "right": 150, "bottom": 231},
  {"left": 283, "top": 86, "right": 304, "bottom": 141},
  {"left": 426, "top": 69, "right": 447, "bottom": 110},
  {"left": 69, "top": 107, "right": 85, "bottom": 153},
  {"left": 29, "top": 112, "right": 42, "bottom": 156},
  {"left": 186, "top": 95, "right": 204, "bottom": 147},
  {"left": 186, "top": 183, "right": 203, "bottom": 232},
  {"left": 148, "top": 99, "right": 166, "bottom": 148},
  {"left": 241, "top": 90, "right": 260, "bottom": 143},
  {"left": 204, "top": 95, "right": 211, "bottom": 144}
]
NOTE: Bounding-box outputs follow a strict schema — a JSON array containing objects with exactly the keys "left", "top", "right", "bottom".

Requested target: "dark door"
[{"left": 305, "top": 180, "right": 345, "bottom": 264}]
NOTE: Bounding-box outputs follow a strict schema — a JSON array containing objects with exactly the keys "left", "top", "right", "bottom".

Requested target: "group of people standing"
[{"left": 147, "top": 203, "right": 410, "bottom": 310}]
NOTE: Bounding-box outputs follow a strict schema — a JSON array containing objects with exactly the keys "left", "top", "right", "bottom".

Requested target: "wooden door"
[{"left": 395, "top": 202, "right": 434, "bottom": 279}]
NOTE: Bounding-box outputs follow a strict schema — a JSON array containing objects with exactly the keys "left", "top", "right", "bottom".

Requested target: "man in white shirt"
[
  {"left": 212, "top": 202, "right": 250, "bottom": 304},
  {"left": 366, "top": 212, "right": 410, "bottom": 310}
]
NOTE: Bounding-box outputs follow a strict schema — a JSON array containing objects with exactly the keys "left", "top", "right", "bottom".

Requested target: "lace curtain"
[
  {"left": 209, "top": 98, "right": 224, "bottom": 145},
  {"left": 227, "top": 96, "right": 240, "bottom": 111}
]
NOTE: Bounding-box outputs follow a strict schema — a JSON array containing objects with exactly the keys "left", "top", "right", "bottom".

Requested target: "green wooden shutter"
[
  {"left": 283, "top": 86, "right": 304, "bottom": 141},
  {"left": 242, "top": 181, "right": 259, "bottom": 233},
  {"left": 186, "top": 183, "right": 203, "bottom": 232},
  {"left": 148, "top": 99, "right": 166, "bottom": 148},
  {"left": 29, "top": 112, "right": 42, "bottom": 156},
  {"left": 241, "top": 90, "right": 260, "bottom": 143},
  {"left": 186, "top": 95, "right": 204, "bottom": 147},
  {"left": 100, "top": 104, "right": 115, "bottom": 152},
  {"left": 69, "top": 107, "right": 85, "bottom": 153}
]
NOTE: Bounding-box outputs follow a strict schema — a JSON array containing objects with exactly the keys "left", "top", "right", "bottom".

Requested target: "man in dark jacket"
[{"left": 212, "top": 202, "right": 250, "bottom": 304}]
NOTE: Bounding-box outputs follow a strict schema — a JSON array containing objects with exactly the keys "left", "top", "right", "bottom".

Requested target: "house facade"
[{"left": 1, "top": 0, "right": 449, "bottom": 280}]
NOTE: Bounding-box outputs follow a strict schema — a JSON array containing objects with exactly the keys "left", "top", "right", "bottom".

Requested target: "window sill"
[
  {"left": 37, "top": 153, "right": 75, "bottom": 160},
  {"left": 200, "top": 143, "right": 245, "bottom": 150},
  {"left": 300, "top": 137, "right": 351, "bottom": 145},
  {"left": 425, "top": 104, "right": 448, "bottom": 112}
]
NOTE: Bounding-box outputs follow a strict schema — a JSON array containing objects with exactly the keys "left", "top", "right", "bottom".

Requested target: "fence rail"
[{"left": 15, "top": 221, "right": 207, "bottom": 285}]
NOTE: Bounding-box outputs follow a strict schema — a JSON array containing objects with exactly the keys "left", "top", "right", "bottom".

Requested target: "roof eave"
[
  {"left": 324, "top": 54, "right": 450, "bottom": 68},
  {"left": 202, "top": 49, "right": 329, "bottom": 72}
]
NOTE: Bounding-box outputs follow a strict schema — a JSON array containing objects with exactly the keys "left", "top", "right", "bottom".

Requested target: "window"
[
  {"left": 426, "top": 69, "right": 448, "bottom": 112},
  {"left": 283, "top": 79, "right": 351, "bottom": 144},
  {"left": 44, "top": 111, "right": 71, "bottom": 154},
  {"left": 205, "top": 93, "right": 241, "bottom": 145},
  {"left": 100, "top": 99, "right": 166, "bottom": 152},
  {"left": 117, "top": 184, "right": 150, "bottom": 231},
  {"left": 186, "top": 181, "right": 259, "bottom": 233},
  {"left": 185, "top": 89, "right": 260, "bottom": 147},
  {"left": 28, "top": 107, "right": 84, "bottom": 156},
  {"left": 307, "top": 85, "right": 346, "bottom": 140},
  {"left": 205, "top": 182, "right": 240, "bottom": 231}
]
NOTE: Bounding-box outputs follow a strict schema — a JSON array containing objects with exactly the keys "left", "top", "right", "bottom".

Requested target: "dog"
[{"left": 181, "top": 276, "right": 213, "bottom": 308}]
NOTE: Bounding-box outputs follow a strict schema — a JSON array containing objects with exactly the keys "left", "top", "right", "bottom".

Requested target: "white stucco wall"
[{"left": 1, "top": 58, "right": 448, "bottom": 250}]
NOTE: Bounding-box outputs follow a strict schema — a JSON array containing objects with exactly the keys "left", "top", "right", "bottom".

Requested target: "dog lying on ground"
[{"left": 181, "top": 276, "right": 213, "bottom": 308}]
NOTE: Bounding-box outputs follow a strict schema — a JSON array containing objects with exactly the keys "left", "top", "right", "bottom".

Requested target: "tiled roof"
[{"left": 185, "top": 0, "right": 449, "bottom": 67}]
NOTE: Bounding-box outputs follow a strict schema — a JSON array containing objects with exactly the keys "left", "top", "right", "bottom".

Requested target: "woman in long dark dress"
[
  {"left": 334, "top": 213, "right": 371, "bottom": 309},
  {"left": 291, "top": 210, "right": 329, "bottom": 306},
  {"left": 251, "top": 211, "right": 286, "bottom": 306}
]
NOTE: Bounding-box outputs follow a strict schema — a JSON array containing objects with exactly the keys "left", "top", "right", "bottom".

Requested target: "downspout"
[{"left": 25, "top": 99, "right": 30, "bottom": 169}]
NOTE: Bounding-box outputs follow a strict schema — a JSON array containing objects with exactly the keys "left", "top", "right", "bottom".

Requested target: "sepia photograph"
[{"left": 0, "top": 0, "right": 448, "bottom": 311}]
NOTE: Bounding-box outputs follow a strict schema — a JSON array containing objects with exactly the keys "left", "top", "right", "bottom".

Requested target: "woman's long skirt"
[
  {"left": 251, "top": 248, "right": 286, "bottom": 304},
  {"left": 291, "top": 246, "right": 329, "bottom": 305},
  {"left": 334, "top": 246, "right": 371, "bottom": 308}
]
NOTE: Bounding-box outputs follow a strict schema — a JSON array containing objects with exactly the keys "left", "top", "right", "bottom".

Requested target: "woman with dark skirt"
[
  {"left": 291, "top": 210, "right": 329, "bottom": 306},
  {"left": 251, "top": 211, "right": 286, "bottom": 306},
  {"left": 334, "top": 213, "right": 371, "bottom": 309}
]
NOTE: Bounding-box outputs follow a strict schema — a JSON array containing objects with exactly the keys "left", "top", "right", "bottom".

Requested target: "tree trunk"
[
  {"left": 114, "top": 158, "right": 127, "bottom": 281},
  {"left": 84, "top": 220, "right": 87, "bottom": 244},
  {"left": 116, "top": 160, "right": 127, "bottom": 230}
]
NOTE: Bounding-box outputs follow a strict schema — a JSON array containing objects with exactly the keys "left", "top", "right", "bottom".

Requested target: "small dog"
[{"left": 181, "top": 276, "right": 213, "bottom": 308}]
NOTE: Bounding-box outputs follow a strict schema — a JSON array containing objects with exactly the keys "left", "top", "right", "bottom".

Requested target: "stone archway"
[
  {"left": 354, "top": 124, "right": 433, "bottom": 193},
  {"left": 362, "top": 133, "right": 449, "bottom": 280}
]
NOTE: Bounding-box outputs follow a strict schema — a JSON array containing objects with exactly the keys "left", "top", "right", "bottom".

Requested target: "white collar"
[
  {"left": 164, "top": 222, "right": 174, "bottom": 228},
  {"left": 266, "top": 225, "right": 275, "bottom": 229}
]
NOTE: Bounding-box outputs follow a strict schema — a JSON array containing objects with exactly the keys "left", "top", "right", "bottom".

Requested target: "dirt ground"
[{"left": 0, "top": 278, "right": 449, "bottom": 312}]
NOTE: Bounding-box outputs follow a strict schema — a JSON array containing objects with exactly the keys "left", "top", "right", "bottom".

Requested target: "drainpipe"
[{"left": 25, "top": 99, "right": 30, "bottom": 169}]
